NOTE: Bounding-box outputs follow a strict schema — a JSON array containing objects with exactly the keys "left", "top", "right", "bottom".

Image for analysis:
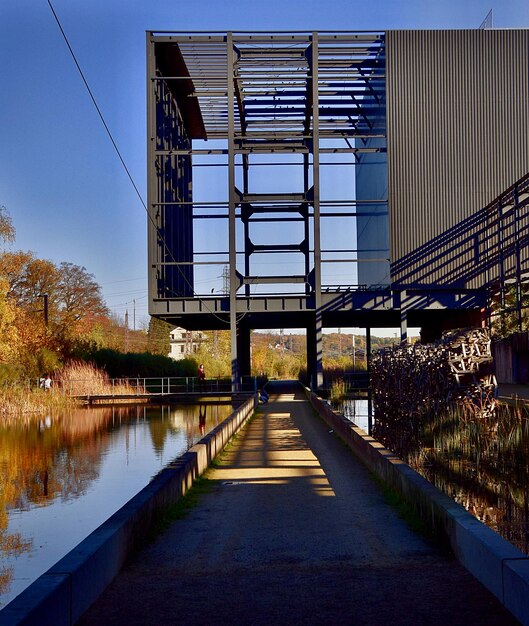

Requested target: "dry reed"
[
  {"left": 0, "top": 361, "right": 142, "bottom": 419},
  {"left": 53, "top": 360, "right": 141, "bottom": 399}
]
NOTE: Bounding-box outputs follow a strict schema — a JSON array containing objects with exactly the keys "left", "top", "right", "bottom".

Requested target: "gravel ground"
[{"left": 78, "top": 383, "right": 519, "bottom": 625}]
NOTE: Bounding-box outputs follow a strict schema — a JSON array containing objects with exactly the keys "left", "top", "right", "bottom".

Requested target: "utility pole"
[
  {"left": 42, "top": 294, "right": 49, "bottom": 326},
  {"left": 133, "top": 299, "right": 136, "bottom": 331}
]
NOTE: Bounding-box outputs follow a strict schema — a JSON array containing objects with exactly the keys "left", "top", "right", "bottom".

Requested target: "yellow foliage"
[{"left": 0, "top": 278, "right": 19, "bottom": 362}]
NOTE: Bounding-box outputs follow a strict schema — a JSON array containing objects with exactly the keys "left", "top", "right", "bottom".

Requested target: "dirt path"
[{"left": 78, "top": 382, "right": 518, "bottom": 625}]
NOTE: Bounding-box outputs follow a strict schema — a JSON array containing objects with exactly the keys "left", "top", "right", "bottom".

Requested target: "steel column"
[
  {"left": 227, "top": 33, "right": 239, "bottom": 390},
  {"left": 311, "top": 32, "right": 323, "bottom": 388},
  {"left": 146, "top": 34, "right": 157, "bottom": 309}
]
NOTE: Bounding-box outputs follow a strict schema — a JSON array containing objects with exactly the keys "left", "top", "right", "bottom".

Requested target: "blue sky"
[{"left": 1, "top": 0, "right": 528, "bottom": 329}]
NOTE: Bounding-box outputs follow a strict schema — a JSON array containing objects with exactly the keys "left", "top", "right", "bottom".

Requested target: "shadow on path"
[{"left": 78, "top": 381, "right": 518, "bottom": 625}]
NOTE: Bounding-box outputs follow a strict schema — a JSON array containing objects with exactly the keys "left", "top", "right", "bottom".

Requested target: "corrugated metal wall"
[{"left": 386, "top": 29, "right": 529, "bottom": 288}]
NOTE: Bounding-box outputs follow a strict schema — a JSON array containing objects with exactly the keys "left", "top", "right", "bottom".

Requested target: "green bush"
[
  {"left": 0, "top": 363, "right": 25, "bottom": 385},
  {"left": 79, "top": 348, "right": 199, "bottom": 378}
]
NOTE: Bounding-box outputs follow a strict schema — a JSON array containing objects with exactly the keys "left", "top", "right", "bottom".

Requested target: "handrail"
[{"left": 30, "top": 376, "right": 258, "bottom": 397}]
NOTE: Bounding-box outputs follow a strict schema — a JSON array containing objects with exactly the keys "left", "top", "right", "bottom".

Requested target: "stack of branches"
[{"left": 371, "top": 328, "right": 496, "bottom": 455}]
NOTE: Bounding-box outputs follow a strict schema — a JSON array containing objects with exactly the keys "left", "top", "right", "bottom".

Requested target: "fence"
[{"left": 31, "top": 376, "right": 258, "bottom": 397}]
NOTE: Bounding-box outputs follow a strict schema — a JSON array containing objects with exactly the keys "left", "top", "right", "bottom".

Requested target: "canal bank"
[
  {"left": 78, "top": 382, "right": 519, "bottom": 626},
  {"left": 0, "top": 397, "right": 256, "bottom": 626}
]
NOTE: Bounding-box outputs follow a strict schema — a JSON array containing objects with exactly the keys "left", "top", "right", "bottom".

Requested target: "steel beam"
[
  {"left": 312, "top": 32, "right": 323, "bottom": 388},
  {"left": 227, "top": 33, "right": 240, "bottom": 391}
]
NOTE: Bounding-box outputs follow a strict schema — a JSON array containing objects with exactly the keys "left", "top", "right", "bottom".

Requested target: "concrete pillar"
[{"left": 236, "top": 325, "right": 252, "bottom": 379}]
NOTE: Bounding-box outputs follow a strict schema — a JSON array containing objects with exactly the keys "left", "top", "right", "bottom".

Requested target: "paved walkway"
[{"left": 79, "top": 382, "right": 517, "bottom": 625}]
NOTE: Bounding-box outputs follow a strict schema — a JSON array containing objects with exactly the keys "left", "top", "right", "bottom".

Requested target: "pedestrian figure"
[
  {"left": 258, "top": 388, "right": 269, "bottom": 404},
  {"left": 44, "top": 374, "right": 52, "bottom": 391},
  {"left": 198, "top": 364, "right": 205, "bottom": 390}
]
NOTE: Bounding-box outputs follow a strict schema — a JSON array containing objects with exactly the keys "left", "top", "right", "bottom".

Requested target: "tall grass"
[
  {"left": 0, "top": 385, "right": 75, "bottom": 419},
  {"left": 0, "top": 361, "right": 140, "bottom": 419},
  {"left": 329, "top": 378, "right": 348, "bottom": 405},
  {"left": 54, "top": 360, "right": 138, "bottom": 396}
]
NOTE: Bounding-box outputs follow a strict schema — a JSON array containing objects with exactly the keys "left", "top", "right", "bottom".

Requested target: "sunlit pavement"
[{"left": 78, "top": 382, "right": 518, "bottom": 626}]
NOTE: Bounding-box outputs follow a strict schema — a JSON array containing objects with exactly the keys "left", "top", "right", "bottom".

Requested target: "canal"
[{"left": 0, "top": 402, "right": 233, "bottom": 608}]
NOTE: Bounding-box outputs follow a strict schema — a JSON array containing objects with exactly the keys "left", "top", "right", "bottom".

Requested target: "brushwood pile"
[{"left": 371, "top": 328, "right": 497, "bottom": 454}]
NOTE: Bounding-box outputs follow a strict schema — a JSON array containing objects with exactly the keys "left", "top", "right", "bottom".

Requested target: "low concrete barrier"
[
  {"left": 0, "top": 396, "right": 256, "bottom": 626},
  {"left": 306, "top": 389, "right": 529, "bottom": 626}
]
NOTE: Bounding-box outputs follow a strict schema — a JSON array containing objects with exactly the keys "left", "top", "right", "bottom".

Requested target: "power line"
[
  {"left": 46, "top": 0, "right": 147, "bottom": 214},
  {"left": 100, "top": 277, "right": 147, "bottom": 285},
  {"left": 46, "top": 0, "right": 235, "bottom": 327}
]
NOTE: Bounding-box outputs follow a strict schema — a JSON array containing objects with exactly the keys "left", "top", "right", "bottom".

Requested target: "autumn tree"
[
  {"left": 0, "top": 207, "right": 15, "bottom": 247},
  {"left": 147, "top": 317, "right": 173, "bottom": 356},
  {"left": 194, "top": 329, "right": 231, "bottom": 377},
  {"left": 0, "top": 278, "right": 19, "bottom": 364},
  {"left": 56, "top": 262, "right": 108, "bottom": 326}
]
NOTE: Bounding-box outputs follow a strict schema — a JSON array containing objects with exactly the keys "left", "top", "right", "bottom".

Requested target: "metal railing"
[{"left": 31, "top": 376, "right": 258, "bottom": 397}]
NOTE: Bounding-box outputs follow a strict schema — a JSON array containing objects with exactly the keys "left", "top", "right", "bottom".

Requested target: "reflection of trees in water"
[
  {"left": 2, "top": 409, "right": 115, "bottom": 509},
  {"left": 0, "top": 407, "right": 120, "bottom": 597},
  {"left": 0, "top": 402, "right": 233, "bottom": 598},
  {"left": 0, "top": 520, "right": 32, "bottom": 596},
  {"left": 404, "top": 405, "right": 529, "bottom": 555}
]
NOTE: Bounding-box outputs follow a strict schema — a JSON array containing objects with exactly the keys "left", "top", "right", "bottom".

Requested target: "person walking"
[{"left": 198, "top": 364, "right": 205, "bottom": 391}]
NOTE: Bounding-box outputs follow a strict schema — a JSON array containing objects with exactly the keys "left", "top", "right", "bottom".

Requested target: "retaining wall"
[
  {"left": 0, "top": 396, "right": 256, "bottom": 626},
  {"left": 306, "top": 389, "right": 529, "bottom": 626}
]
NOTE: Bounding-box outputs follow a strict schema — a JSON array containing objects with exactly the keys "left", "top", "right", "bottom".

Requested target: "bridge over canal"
[{"left": 78, "top": 382, "right": 517, "bottom": 625}]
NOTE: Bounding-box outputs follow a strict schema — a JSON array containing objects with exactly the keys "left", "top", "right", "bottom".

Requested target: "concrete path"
[{"left": 79, "top": 382, "right": 517, "bottom": 625}]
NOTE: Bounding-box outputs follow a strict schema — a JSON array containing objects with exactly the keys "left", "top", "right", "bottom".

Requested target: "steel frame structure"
[
  {"left": 146, "top": 30, "right": 528, "bottom": 388},
  {"left": 147, "top": 31, "right": 390, "bottom": 387}
]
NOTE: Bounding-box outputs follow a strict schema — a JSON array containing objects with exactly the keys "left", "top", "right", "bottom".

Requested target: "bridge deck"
[
  {"left": 76, "top": 391, "right": 253, "bottom": 404},
  {"left": 79, "top": 382, "right": 515, "bottom": 625}
]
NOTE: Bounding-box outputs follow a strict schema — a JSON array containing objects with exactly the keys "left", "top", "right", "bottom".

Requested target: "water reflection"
[
  {"left": 374, "top": 402, "right": 529, "bottom": 556},
  {"left": 339, "top": 398, "right": 370, "bottom": 433},
  {"left": 0, "top": 403, "right": 231, "bottom": 607}
]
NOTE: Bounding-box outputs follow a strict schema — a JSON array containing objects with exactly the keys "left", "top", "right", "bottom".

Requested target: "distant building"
[{"left": 168, "top": 327, "right": 205, "bottom": 361}]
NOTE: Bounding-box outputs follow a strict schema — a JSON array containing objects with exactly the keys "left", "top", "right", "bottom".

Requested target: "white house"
[{"left": 168, "top": 327, "right": 206, "bottom": 361}]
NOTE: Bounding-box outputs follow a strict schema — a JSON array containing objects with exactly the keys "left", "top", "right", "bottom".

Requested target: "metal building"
[{"left": 146, "top": 29, "right": 529, "bottom": 388}]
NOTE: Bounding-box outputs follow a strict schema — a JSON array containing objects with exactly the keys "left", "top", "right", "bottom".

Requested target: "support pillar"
[
  {"left": 236, "top": 325, "right": 252, "bottom": 380},
  {"left": 309, "top": 32, "right": 323, "bottom": 391},
  {"left": 307, "top": 315, "right": 323, "bottom": 390},
  {"left": 227, "top": 33, "right": 239, "bottom": 391},
  {"left": 400, "top": 311, "right": 408, "bottom": 344},
  {"left": 366, "top": 327, "right": 373, "bottom": 435}
]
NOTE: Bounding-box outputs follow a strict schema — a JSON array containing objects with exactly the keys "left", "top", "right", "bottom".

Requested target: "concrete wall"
[
  {"left": 493, "top": 333, "right": 529, "bottom": 384},
  {"left": 306, "top": 389, "right": 529, "bottom": 626},
  {"left": 0, "top": 396, "right": 256, "bottom": 626}
]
